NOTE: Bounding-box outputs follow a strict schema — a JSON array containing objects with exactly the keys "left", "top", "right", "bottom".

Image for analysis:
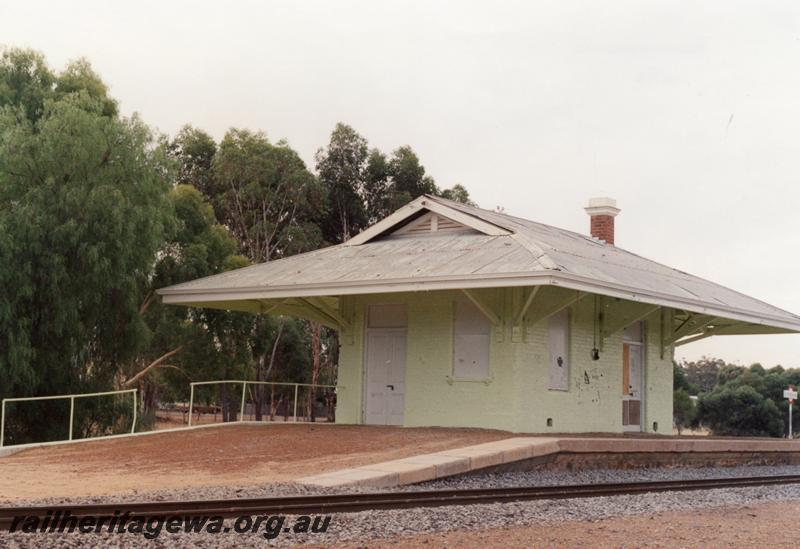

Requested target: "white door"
[
  {"left": 365, "top": 330, "right": 407, "bottom": 425},
  {"left": 622, "top": 342, "right": 644, "bottom": 432}
]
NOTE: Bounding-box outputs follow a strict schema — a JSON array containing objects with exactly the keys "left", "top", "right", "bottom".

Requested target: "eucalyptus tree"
[
  {"left": 191, "top": 129, "right": 326, "bottom": 418},
  {"left": 362, "top": 149, "right": 395, "bottom": 223},
  {"left": 212, "top": 129, "right": 324, "bottom": 263},
  {"left": 439, "top": 183, "right": 475, "bottom": 206},
  {"left": 386, "top": 146, "right": 475, "bottom": 206},
  {"left": 388, "top": 145, "right": 438, "bottom": 201},
  {"left": 315, "top": 123, "right": 369, "bottom": 244},
  {"left": 128, "top": 184, "right": 249, "bottom": 422},
  {"left": 170, "top": 125, "right": 217, "bottom": 199},
  {"left": 0, "top": 51, "right": 174, "bottom": 441},
  {"left": 0, "top": 48, "right": 117, "bottom": 122}
]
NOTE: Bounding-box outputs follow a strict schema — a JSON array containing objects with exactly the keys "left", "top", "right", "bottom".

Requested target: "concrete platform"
[{"left": 296, "top": 436, "right": 800, "bottom": 488}]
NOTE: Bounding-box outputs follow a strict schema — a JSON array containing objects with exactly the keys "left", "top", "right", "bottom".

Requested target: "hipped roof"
[{"left": 158, "top": 195, "right": 800, "bottom": 333}]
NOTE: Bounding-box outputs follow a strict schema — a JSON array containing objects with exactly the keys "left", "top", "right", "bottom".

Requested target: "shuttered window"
[
  {"left": 548, "top": 309, "right": 570, "bottom": 390},
  {"left": 453, "top": 298, "right": 490, "bottom": 379}
]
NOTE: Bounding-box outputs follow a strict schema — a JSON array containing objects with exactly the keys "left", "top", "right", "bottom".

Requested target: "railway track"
[{"left": 2, "top": 474, "right": 799, "bottom": 530}]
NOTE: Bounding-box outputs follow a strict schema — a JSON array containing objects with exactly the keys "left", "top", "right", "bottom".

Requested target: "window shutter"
[
  {"left": 548, "top": 309, "right": 570, "bottom": 390},
  {"left": 453, "top": 298, "right": 490, "bottom": 379}
]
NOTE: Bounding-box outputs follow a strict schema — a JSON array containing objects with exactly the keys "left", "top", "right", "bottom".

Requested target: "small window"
[
  {"left": 453, "top": 298, "right": 490, "bottom": 379},
  {"left": 548, "top": 309, "right": 570, "bottom": 390}
]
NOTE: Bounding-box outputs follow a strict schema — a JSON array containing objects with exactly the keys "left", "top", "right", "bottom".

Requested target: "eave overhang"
[{"left": 157, "top": 270, "right": 800, "bottom": 334}]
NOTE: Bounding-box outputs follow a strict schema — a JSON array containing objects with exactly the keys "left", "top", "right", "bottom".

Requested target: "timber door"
[
  {"left": 622, "top": 322, "right": 644, "bottom": 432},
  {"left": 364, "top": 305, "right": 407, "bottom": 426}
]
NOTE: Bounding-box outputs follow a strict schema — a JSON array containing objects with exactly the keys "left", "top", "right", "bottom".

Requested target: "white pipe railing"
[
  {"left": 187, "top": 380, "right": 341, "bottom": 426},
  {"left": 0, "top": 388, "right": 137, "bottom": 448}
]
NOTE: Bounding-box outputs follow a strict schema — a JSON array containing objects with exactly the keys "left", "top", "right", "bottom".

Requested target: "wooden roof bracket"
[
  {"left": 295, "top": 297, "right": 350, "bottom": 332},
  {"left": 512, "top": 286, "right": 541, "bottom": 342},
  {"left": 461, "top": 289, "right": 504, "bottom": 342},
  {"left": 526, "top": 290, "right": 586, "bottom": 327},
  {"left": 674, "top": 328, "right": 715, "bottom": 347},
  {"left": 600, "top": 303, "right": 661, "bottom": 350},
  {"left": 664, "top": 313, "right": 717, "bottom": 347},
  {"left": 305, "top": 297, "right": 350, "bottom": 331},
  {"left": 258, "top": 299, "right": 286, "bottom": 315}
]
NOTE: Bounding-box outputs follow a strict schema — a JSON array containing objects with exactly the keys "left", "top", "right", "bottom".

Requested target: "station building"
[{"left": 158, "top": 196, "right": 800, "bottom": 433}]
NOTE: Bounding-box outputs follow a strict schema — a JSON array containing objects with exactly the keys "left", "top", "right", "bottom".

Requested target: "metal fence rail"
[
  {"left": 187, "top": 381, "right": 341, "bottom": 426},
  {"left": 0, "top": 389, "right": 137, "bottom": 448},
  {"left": 0, "top": 380, "right": 342, "bottom": 447}
]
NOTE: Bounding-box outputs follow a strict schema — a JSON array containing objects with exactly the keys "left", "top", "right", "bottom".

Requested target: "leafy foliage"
[
  {"left": 672, "top": 363, "right": 698, "bottom": 434},
  {"left": 672, "top": 388, "right": 696, "bottom": 435},
  {"left": 682, "top": 358, "right": 800, "bottom": 437},
  {"left": 440, "top": 183, "right": 475, "bottom": 205},
  {"left": 697, "top": 385, "right": 783, "bottom": 437},
  {"left": 316, "top": 123, "right": 476, "bottom": 241},
  {"left": 315, "top": 123, "right": 369, "bottom": 243},
  {"left": 0, "top": 49, "right": 480, "bottom": 439},
  {"left": 213, "top": 129, "right": 325, "bottom": 261},
  {"left": 131, "top": 184, "right": 248, "bottom": 423},
  {"left": 673, "top": 362, "right": 699, "bottom": 395},
  {"left": 170, "top": 125, "right": 217, "bottom": 197},
  {"left": 681, "top": 356, "right": 726, "bottom": 393},
  {"left": 0, "top": 49, "right": 117, "bottom": 122},
  {"left": 0, "top": 49, "right": 173, "bottom": 442},
  {"left": 388, "top": 145, "right": 437, "bottom": 200}
]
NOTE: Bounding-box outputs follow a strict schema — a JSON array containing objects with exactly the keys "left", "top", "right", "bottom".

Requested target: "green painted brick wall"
[{"left": 336, "top": 288, "right": 673, "bottom": 434}]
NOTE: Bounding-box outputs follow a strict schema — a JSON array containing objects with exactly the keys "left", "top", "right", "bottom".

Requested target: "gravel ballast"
[{"left": 3, "top": 465, "right": 800, "bottom": 547}]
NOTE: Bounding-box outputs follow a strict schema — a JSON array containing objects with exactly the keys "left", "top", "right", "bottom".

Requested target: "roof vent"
[{"left": 585, "top": 197, "right": 620, "bottom": 245}]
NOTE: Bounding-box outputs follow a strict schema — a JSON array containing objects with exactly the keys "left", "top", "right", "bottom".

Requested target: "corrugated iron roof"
[{"left": 158, "top": 195, "right": 800, "bottom": 332}]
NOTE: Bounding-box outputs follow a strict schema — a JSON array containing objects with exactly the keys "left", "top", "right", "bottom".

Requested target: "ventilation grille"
[
  {"left": 403, "top": 216, "right": 433, "bottom": 234},
  {"left": 437, "top": 217, "right": 463, "bottom": 231},
  {"left": 393, "top": 212, "right": 473, "bottom": 236}
]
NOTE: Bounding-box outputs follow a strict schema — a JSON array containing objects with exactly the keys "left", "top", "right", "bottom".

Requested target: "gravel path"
[{"left": 3, "top": 465, "right": 800, "bottom": 547}]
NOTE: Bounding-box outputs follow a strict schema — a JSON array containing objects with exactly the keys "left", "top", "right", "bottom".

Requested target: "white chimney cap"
[{"left": 585, "top": 197, "right": 620, "bottom": 217}]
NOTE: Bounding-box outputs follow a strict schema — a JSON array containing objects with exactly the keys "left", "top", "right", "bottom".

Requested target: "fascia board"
[{"left": 159, "top": 272, "right": 800, "bottom": 333}]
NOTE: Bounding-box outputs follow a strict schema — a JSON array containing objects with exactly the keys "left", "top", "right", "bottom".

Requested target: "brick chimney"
[{"left": 584, "top": 197, "right": 620, "bottom": 245}]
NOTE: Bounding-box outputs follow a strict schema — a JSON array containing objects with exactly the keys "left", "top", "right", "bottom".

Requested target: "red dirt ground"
[{"left": 0, "top": 424, "right": 511, "bottom": 501}]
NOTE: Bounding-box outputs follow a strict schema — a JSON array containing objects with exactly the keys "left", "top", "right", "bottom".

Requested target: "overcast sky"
[{"left": 2, "top": 0, "right": 799, "bottom": 367}]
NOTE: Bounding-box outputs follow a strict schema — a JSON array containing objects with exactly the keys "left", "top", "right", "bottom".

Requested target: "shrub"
[{"left": 698, "top": 385, "right": 783, "bottom": 437}]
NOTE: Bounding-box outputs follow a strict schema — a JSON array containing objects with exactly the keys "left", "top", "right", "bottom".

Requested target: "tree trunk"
[
  {"left": 306, "top": 322, "right": 322, "bottom": 422},
  {"left": 254, "top": 352, "right": 265, "bottom": 421},
  {"left": 220, "top": 384, "right": 228, "bottom": 422},
  {"left": 141, "top": 378, "right": 158, "bottom": 427},
  {"left": 220, "top": 384, "right": 238, "bottom": 422}
]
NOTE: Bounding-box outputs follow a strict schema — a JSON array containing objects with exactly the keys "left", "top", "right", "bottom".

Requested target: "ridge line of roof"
[
  {"left": 428, "top": 195, "right": 791, "bottom": 314},
  {"left": 426, "top": 194, "right": 597, "bottom": 243},
  {"left": 425, "top": 194, "right": 565, "bottom": 270}
]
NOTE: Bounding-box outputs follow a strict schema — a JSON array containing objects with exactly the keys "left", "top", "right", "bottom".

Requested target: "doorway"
[
  {"left": 364, "top": 304, "right": 407, "bottom": 426},
  {"left": 622, "top": 322, "right": 644, "bottom": 432}
]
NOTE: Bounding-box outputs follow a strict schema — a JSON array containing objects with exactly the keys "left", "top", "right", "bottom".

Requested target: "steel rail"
[{"left": 1, "top": 474, "right": 799, "bottom": 530}]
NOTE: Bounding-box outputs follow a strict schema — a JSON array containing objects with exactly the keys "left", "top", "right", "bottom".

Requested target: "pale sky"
[{"left": 2, "top": 0, "right": 799, "bottom": 367}]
